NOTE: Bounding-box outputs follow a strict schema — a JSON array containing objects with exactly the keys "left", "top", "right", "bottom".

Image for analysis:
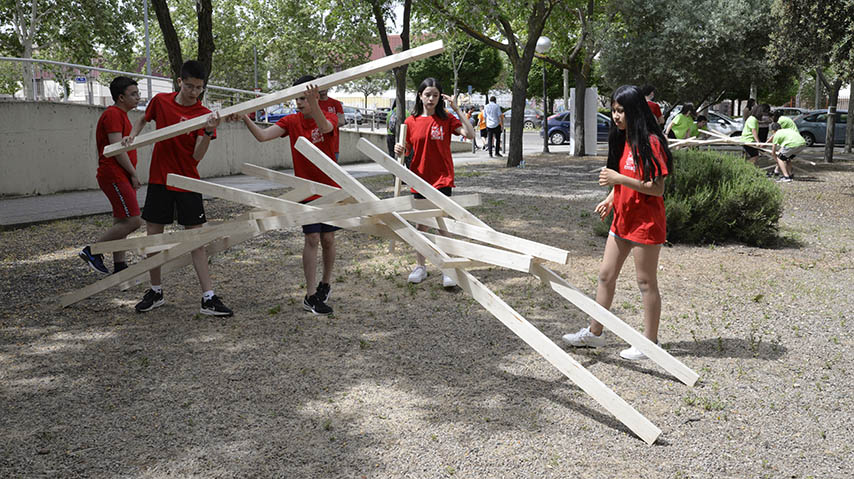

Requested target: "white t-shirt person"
[{"left": 484, "top": 100, "right": 502, "bottom": 129}]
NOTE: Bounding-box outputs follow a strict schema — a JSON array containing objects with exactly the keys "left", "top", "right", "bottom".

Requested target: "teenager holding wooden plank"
[
  {"left": 230, "top": 76, "right": 339, "bottom": 315},
  {"left": 563, "top": 85, "right": 673, "bottom": 361},
  {"left": 122, "top": 60, "right": 232, "bottom": 317},
  {"left": 393, "top": 78, "right": 475, "bottom": 288}
]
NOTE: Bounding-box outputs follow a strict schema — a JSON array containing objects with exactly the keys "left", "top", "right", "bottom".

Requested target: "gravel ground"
[{"left": 2, "top": 151, "right": 853, "bottom": 478}]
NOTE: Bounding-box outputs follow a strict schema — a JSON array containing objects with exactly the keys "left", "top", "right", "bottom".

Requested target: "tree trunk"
[
  {"left": 196, "top": 0, "right": 215, "bottom": 88},
  {"left": 823, "top": 79, "right": 841, "bottom": 163},
  {"left": 506, "top": 57, "right": 533, "bottom": 167},
  {"left": 572, "top": 58, "right": 585, "bottom": 157},
  {"left": 846, "top": 76, "right": 853, "bottom": 154},
  {"left": 814, "top": 68, "right": 822, "bottom": 109},
  {"left": 151, "top": 0, "right": 184, "bottom": 91}
]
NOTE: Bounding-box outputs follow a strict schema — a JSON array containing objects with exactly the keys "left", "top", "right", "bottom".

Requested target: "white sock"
[
  {"left": 203, "top": 290, "right": 214, "bottom": 301},
  {"left": 151, "top": 285, "right": 162, "bottom": 293}
]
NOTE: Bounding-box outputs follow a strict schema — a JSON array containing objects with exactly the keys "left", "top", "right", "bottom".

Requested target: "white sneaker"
[
  {"left": 408, "top": 265, "right": 428, "bottom": 284},
  {"left": 619, "top": 343, "right": 659, "bottom": 361},
  {"left": 561, "top": 327, "right": 607, "bottom": 348},
  {"left": 442, "top": 274, "right": 457, "bottom": 288}
]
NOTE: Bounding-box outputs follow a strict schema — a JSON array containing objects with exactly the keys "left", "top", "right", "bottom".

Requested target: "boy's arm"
[
  {"left": 122, "top": 115, "right": 149, "bottom": 146},
  {"left": 107, "top": 131, "right": 141, "bottom": 189},
  {"left": 305, "top": 85, "right": 333, "bottom": 134},
  {"left": 233, "top": 113, "right": 286, "bottom": 142},
  {"left": 192, "top": 111, "right": 221, "bottom": 162}
]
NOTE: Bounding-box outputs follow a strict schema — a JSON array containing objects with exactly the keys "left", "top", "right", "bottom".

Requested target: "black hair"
[
  {"left": 294, "top": 74, "right": 316, "bottom": 86},
  {"left": 680, "top": 103, "right": 697, "bottom": 118},
  {"left": 489, "top": 96, "right": 497, "bottom": 103},
  {"left": 640, "top": 84, "right": 655, "bottom": 97},
  {"left": 770, "top": 122, "right": 782, "bottom": 131},
  {"left": 180, "top": 60, "right": 206, "bottom": 81},
  {"left": 607, "top": 85, "right": 673, "bottom": 183},
  {"left": 412, "top": 78, "right": 447, "bottom": 119},
  {"left": 696, "top": 115, "right": 707, "bottom": 123},
  {"left": 771, "top": 110, "right": 783, "bottom": 121},
  {"left": 109, "top": 76, "right": 137, "bottom": 102}
]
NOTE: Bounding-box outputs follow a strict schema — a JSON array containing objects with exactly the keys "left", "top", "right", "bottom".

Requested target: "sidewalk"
[{"left": 0, "top": 147, "right": 505, "bottom": 228}]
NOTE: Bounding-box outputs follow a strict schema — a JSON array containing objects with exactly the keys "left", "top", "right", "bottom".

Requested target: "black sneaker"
[
  {"left": 113, "top": 262, "right": 128, "bottom": 274},
  {"left": 316, "top": 282, "right": 331, "bottom": 303},
  {"left": 303, "top": 294, "right": 333, "bottom": 315},
  {"left": 79, "top": 246, "right": 109, "bottom": 274},
  {"left": 135, "top": 289, "right": 164, "bottom": 313},
  {"left": 201, "top": 295, "right": 233, "bottom": 317}
]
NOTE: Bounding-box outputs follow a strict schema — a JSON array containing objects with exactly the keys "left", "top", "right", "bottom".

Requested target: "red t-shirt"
[
  {"left": 404, "top": 114, "right": 463, "bottom": 193},
  {"left": 647, "top": 100, "right": 662, "bottom": 120},
  {"left": 276, "top": 111, "right": 340, "bottom": 201},
  {"left": 145, "top": 92, "right": 215, "bottom": 191},
  {"left": 611, "top": 136, "right": 669, "bottom": 244},
  {"left": 96, "top": 105, "right": 138, "bottom": 182},
  {"left": 318, "top": 97, "right": 343, "bottom": 153}
]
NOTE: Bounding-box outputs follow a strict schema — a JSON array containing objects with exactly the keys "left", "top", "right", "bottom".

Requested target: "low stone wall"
[{"left": 0, "top": 101, "right": 469, "bottom": 196}]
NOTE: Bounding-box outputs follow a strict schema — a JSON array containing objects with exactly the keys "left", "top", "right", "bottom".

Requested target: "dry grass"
[{"left": 2, "top": 152, "right": 853, "bottom": 478}]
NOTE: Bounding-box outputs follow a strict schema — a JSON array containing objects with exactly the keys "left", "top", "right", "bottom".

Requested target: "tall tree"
[
  {"left": 150, "top": 0, "right": 214, "bottom": 90},
  {"left": 407, "top": 38, "right": 503, "bottom": 99},
  {"left": 420, "top": 0, "right": 567, "bottom": 167},
  {"left": 369, "top": 0, "right": 411, "bottom": 146},
  {"left": 768, "top": 0, "right": 854, "bottom": 161}
]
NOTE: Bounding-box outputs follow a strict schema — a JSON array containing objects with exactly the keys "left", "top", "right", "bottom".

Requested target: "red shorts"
[{"left": 98, "top": 176, "right": 140, "bottom": 219}]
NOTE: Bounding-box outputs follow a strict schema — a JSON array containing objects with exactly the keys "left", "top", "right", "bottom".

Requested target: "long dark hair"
[
  {"left": 607, "top": 85, "right": 673, "bottom": 182},
  {"left": 412, "top": 77, "right": 447, "bottom": 120}
]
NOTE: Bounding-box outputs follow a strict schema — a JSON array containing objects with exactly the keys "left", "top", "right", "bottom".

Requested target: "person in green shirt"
[
  {"left": 741, "top": 103, "right": 770, "bottom": 164},
  {"left": 768, "top": 122, "right": 806, "bottom": 182},
  {"left": 665, "top": 103, "right": 696, "bottom": 140},
  {"left": 771, "top": 110, "right": 797, "bottom": 130},
  {"left": 691, "top": 115, "right": 708, "bottom": 139}
]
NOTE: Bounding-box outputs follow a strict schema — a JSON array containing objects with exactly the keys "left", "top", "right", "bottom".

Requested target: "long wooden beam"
[
  {"left": 357, "top": 138, "right": 490, "bottom": 228},
  {"left": 104, "top": 41, "right": 445, "bottom": 158},
  {"left": 530, "top": 263, "right": 699, "bottom": 387},
  {"left": 421, "top": 232, "right": 534, "bottom": 273}
]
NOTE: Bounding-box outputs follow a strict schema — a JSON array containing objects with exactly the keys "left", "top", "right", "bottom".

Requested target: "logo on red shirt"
[
  {"left": 430, "top": 124, "right": 444, "bottom": 140},
  {"left": 624, "top": 151, "right": 636, "bottom": 172},
  {"left": 310, "top": 127, "right": 323, "bottom": 144}
]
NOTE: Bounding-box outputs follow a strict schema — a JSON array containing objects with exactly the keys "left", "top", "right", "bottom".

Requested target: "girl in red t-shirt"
[
  {"left": 563, "top": 85, "right": 674, "bottom": 361},
  {"left": 393, "top": 78, "right": 475, "bottom": 288}
]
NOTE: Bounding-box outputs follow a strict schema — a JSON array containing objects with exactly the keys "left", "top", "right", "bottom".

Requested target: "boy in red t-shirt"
[
  {"left": 79, "top": 76, "right": 143, "bottom": 275},
  {"left": 317, "top": 89, "right": 344, "bottom": 159},
  {"left": 231, "top": 75, "right": 339, "bottom": 315},
  {"left": 641, "top": 84, "right": 663, "bottom": 126},
  {"left": 124, "top": 60, "right": 232, "bottom": 317}
]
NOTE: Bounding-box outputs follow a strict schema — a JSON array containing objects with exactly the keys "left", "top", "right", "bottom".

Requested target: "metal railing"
[{"left": 0, "top": 57, "right": 263, "bottom": 109}]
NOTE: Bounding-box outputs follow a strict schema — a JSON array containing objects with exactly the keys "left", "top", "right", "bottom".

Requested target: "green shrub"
[{"left": 664, "top": 149, "right": 783, "bottom": 246}]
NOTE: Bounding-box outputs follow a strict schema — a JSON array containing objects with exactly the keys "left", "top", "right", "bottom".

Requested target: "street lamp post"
[{"left": 536, "top": 36, "right": 551, "bottom": 153}]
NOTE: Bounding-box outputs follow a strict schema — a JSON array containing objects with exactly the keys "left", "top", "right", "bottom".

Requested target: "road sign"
[{"left": 75, "top": 77, "right": 86, "bottom": 83}]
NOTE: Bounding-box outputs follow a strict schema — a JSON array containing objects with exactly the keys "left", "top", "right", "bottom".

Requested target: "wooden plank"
[
  {"left": 449, "top": 268, "right": 662, "bottom": 445},
  {"left": 413, "top": 216, "right": 570, "bottom": 264},
  {"left": 389, "top": 123, "right": 408, "bottom": 253},
  {"left": 104, "top": 41, "right": 445, "bottom": 158},
  {"left": 294, "top": 137, "right": 450, "bottom": 267},
  {"left": 59, "top": 220, "right": 257, "bottom": 308},
  {"left": 358, "top": 138, "right": 490, "bottom": 228},
  {"left": 241, "top": 164, "right": 341, "bottom": 197},
  {"left": 421, "top": 232, "right": 534, "bottom": 273},
  {"left": 530, "top": 263, "right": 699, "bottom": 387},
  {"left": 413, "top": 193, "right": 480, "bottom": 210}
]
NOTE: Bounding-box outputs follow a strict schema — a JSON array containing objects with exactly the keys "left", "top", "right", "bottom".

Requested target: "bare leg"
[
  {"left": 590, "top": 234, "right": 633, "bottom": 335},
  {"left": 303, "top": 232, "right": 320, "bottom": 296},
  {"left": 632, "top": 243, "right": 662, "bottom": 343},
  {"left": 320, "top": 231, "right": 335, "bottom": 284},
  {"left": 415, "top": 224, "right": 428, "bottom": 267},
  {"left": 98, "top": 216, "right": 142, "bottom": 264},
  {"left": 146, "top": 222, "right": 166, "bottom": 286},
  {"left": 186, "top": 224, "right": 212, "bottom": 292}
]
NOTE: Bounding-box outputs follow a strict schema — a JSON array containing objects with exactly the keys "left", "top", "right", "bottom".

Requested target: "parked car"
[
  {"left": 794, "top": 109, "right": 848, "bottom": 146},
  {"left": 665, "top": 106, "right": 744, "bottom": 137},
  {"left": 343, "top": 106, "right": 364, "bottom": 125},
  {"left": 373, "top": 106, "right": 391, "bottom": 124},
  {"left": 503, "top": 107, "right": 543, "bottom": 129},
  {"left": 540, "top": 111, "right": 612, "bottom": 145},
  {"left": 261, "top": 104, "right": 295, "bottom": 123},
  {"left": 772, "top": 107, "right": 807, "bottom": 118}
]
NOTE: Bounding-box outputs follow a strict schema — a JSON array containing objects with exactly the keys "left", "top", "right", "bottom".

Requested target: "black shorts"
[
  {"left": 142, "top": 183, "right": 206, "bottom": 226},
  {"left": 413, "top": 186, "right": 452, "bottom": 200},
  {"left": 298, "top": 198, "right": 341, "bottom": 234},
  {"left": 743, "top": 145, "right": 759, "bottom": 157}
]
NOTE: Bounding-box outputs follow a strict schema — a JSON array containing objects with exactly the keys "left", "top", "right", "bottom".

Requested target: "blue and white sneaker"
[{"left": 79, "top": 246, "right": 109, "bottom": 275}]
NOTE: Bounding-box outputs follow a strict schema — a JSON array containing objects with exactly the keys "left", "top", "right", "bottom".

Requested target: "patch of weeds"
[
  {"left": 268, "top": 304, "right": 281, "bottom": 315},
  {"left": 359, "top": 339, "right": 370, "bottom": 350},
  {"left": 682, "top": 392, "right": 726, "bottom": 412},
  {"left": 138, "top": 356, "right": 149, "bottom": 368},
  {"left": 430, "top": 433, "right": 438, "bottom": 442},
  {"left": 444, "top": 466, "right": 456, "bottom": 476},
  {"left": 287, "top": 297, "right": 296, "bottom": 306},
  {"left": 752, "top": 294, "right": 764, "bottom": 303},
  {"left": 322, "top": 418, "right": 332, "bottom": 431}
]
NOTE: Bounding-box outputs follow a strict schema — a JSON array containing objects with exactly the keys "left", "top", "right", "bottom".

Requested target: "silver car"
[
  {"left": 665, "top": 106, "right": 743, "bottom": 137},
  {"left": 794, "top": 110, "right": 848, "bottom": 146}
]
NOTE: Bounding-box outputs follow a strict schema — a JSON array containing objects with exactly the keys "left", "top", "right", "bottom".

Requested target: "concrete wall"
[{"left": 1, "top": 101, "right": 470, "bottom": 197}]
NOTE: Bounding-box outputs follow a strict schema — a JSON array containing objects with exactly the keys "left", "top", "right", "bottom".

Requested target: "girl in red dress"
[{"left": 563, "top": 85, "right": 674, "bottom": 360}]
